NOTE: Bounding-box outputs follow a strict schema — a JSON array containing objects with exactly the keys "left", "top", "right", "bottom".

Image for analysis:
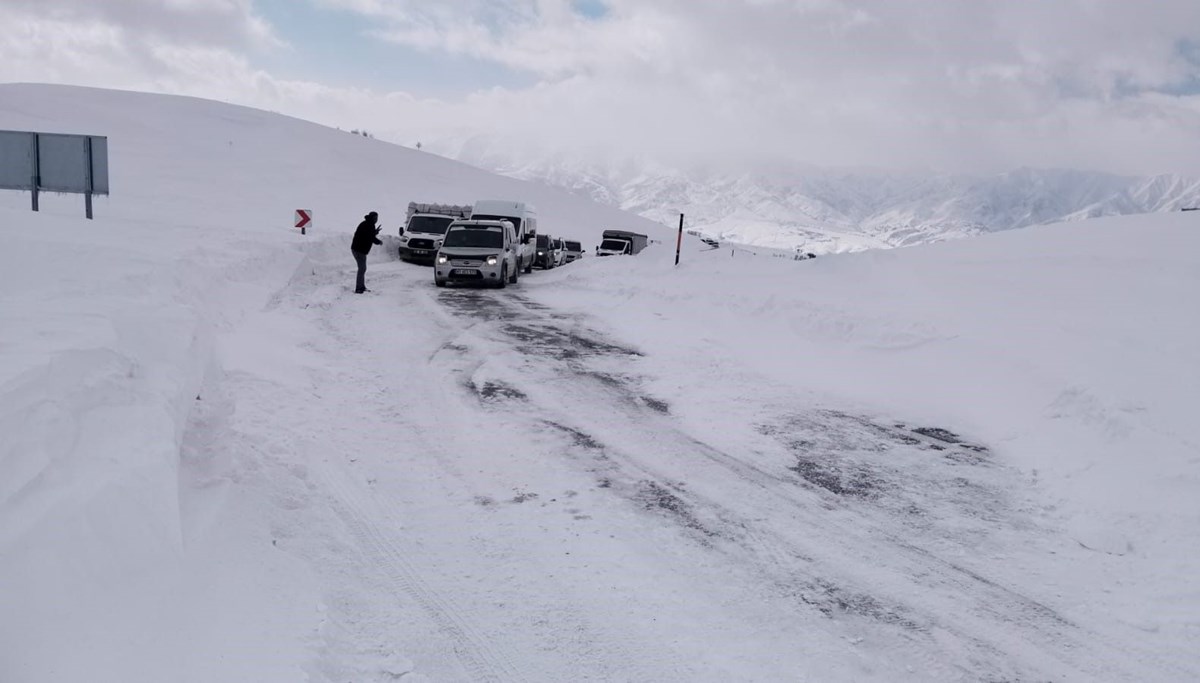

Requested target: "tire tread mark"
[{"left": 320, "top": 466, "right": 526, "bottom": 683}]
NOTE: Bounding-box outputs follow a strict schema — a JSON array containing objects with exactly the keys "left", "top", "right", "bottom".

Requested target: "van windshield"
[
  {"left": 565, "top": 241, "right": 581, "bottom": 251},
  {"left": 536, "top": 234, "right": 550, "bottom": 247},
  {"left": 406, "top": 215, "right": 454, "bottom": 235},
  {"left": 444, "top": 227, "right": 503, "bottom": 248},
  {"left": 471, "top": 214, "right": 521, "bottom": 231},
  {"left": 600, "top": 239, "right": 629, "bottom": 252}
]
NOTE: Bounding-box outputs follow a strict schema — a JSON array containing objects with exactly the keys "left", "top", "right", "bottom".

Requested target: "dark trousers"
[{"left": 352, "top": 250, "right": 368, "bottom": 292}]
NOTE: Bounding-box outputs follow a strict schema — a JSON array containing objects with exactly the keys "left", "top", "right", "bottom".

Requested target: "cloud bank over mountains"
[{"left": 3, "top": 1, "right": 1200, "bottom": 176}]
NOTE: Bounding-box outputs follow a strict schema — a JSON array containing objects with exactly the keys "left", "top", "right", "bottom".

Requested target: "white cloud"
[
  {"left": 2, "top": 0, "right": 281, "bottom": 50},
  {"left": 3, "top": 0, "right": 1200, "bottom": 175}
]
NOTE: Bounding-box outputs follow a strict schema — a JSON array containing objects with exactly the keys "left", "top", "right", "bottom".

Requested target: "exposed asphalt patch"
[
  {"left": 798, "top": 578, "right": 922, "bottom": 631},
  {"left": 564, "top": 331, "right": 642, "bottom": 358},
  {"left": 500, "top": 323, "right": 642, "bottom": 362},
  {"left": 541, "top": 421, "right": 605, "bottom": 451},
  {"left": 760, "top": 412, "right": 992, "bottom": 467},
  {"left": 639, "top": 396, "right": 671, "bottom": 414},
  {"left": 788, "top": 457, "right": 881, "bottom": 498},
  {"left": 476, "top": 380, "right": 527, "bottom": 402},
  {"left": 581, "top": 371, "right": 629, "bottom": 390},
  {"left": 634, "top": 480, "right": 717, "bottom": 538},
  {"left": 511, "top": 296, "right": 552, "bottom": 311},
  {"left": 758, "top": 409, "right": 1022, "bottom": 548},
  {"left": 435, "top": 290, "right": 524, "bottom": 322},
  {"left": 435, "top": 288, "right": 643, "bottom": 362}
]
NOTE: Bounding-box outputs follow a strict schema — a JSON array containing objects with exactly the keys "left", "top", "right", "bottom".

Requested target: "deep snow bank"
[
  {"left": 0, "top": 204, "right": 318, "bottom": 677},
  {"left": 532, "top": 211, "right": 1200, "bottom": 641}
]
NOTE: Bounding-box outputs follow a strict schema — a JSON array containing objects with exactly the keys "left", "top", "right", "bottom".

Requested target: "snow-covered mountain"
[{"left": 430, "top": 136, "right": 1200, "bottom": 253}]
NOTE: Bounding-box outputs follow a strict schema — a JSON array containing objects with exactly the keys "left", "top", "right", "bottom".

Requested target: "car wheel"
[
  {"left": 509, "top": 263, "right": 519, "bottom": 284},
  {"left": 497, "top": 265, "right": 508, "bottom": 289},
  {"left": 524, "top": 261, "right": 533, "bottom": 274},
  {"left": 435, "top": 278, "right": 446, "bottom": 288}
]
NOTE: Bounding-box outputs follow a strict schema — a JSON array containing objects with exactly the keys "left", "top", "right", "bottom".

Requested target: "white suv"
[{"left": 434, "top": 220, "right": 520, "bottom": 288}]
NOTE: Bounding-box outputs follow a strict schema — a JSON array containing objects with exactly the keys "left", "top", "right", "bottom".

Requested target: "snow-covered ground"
[{"left": 2, "top": 84, "right": 1198, "bottom": 682}]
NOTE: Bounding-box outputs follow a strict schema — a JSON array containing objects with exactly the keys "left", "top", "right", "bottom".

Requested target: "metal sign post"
[{"left": 31, "top": 134, "right": 39, "bottom": 212}]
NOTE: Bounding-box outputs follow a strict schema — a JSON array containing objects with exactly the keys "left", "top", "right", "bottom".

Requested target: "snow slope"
[{"left": 2, "top": 84, "right": 1198, "bottom": 681}]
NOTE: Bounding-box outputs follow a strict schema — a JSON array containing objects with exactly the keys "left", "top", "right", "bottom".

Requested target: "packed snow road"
[{"left": 180, "top": 251, "right": 1186, "bottom": 682}]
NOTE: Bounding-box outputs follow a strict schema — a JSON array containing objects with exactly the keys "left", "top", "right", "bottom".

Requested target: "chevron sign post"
[{"left": 295, "top": 209, "right": 312, "bottom": 235}]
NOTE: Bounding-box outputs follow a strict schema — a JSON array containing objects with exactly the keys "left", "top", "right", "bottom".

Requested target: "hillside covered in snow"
[
  {"left": 2, "top": 84, "right": 1198, "bottom": 682},
  {"left": 434, "top": 136, "right": 1200, "bottom": 253}
]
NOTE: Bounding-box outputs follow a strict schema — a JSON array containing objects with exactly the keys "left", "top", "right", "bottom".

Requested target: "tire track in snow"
[
  {"left": 280, "top": 262, "right": 696, "bottom": 681},
  {"left": 427, "top": 288, "right": 1161, "bottom": 682},
  {"left": 571, "top": 383, "right": 1152, "bottom": 681},
  {"left": 269, "top": 258, "right": 1185, "bottom": 680},
  {"left": 317, "top": 462, "right": 526, "bottom": 683},
  {"left": 260, "top": 261, "right": 529, "bottom": 681}
]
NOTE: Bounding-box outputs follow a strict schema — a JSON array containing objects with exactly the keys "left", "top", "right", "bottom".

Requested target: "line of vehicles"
[{"left": 396, "top": 200, "right": 648, "bottom": 288}]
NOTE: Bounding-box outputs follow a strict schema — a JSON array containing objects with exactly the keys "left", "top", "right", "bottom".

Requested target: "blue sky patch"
[
  {"left": 255, "top": 0, "right": 534, "bottom": 96},
  {"left": 573, "top": 0, "right": 609, "bottom": 20}
]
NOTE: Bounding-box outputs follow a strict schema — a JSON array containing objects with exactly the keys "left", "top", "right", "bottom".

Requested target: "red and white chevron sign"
[{"left": 295, "top": 209, "right": 312, "bottom": 231}]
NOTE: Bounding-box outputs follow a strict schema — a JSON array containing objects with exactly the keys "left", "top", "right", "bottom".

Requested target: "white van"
[
  {"left": 434, "top": 220, "right": 521, "bottom": 288},
  {"left": 470, "top": 200, "right": 538, "bottom": 274}
]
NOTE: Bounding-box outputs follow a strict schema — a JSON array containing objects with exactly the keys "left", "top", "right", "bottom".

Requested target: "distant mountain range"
[{"left": 428, "top": 137, "right": 1200, "bottom": 253}]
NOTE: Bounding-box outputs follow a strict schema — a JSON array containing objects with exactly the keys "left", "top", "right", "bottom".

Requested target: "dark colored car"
[{"left": 534, "top": 233, "right": 557, "bottom": 269}]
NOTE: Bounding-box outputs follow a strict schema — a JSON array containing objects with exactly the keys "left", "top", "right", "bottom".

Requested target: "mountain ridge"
[{"left": 428, "top": 136, "right": 1200, "bottom": 253}]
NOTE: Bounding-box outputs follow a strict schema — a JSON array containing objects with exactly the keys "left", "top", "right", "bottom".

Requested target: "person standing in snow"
[{"left": 351, "top": 211, "right": 383, "bottom": 293}]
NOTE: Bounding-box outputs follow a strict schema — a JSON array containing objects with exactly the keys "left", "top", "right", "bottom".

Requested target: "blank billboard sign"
[
  {"left": 0, "top": 130, "right": 35, "bottom": 191},
  {"left": 38, "top": 133, "right": 90, "bottom": 193},
  {"left": 0, "top": 129, "right": 108, "bottom": 194}
]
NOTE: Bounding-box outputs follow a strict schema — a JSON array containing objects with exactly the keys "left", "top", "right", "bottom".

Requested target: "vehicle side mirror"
[{"left": 398, "top": 227, "right": 404, "bottom": 235}]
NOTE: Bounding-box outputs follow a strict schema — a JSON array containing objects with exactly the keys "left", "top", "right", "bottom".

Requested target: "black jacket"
[{"left": 352, "top": 217, "right": 383, "bottom": 254}]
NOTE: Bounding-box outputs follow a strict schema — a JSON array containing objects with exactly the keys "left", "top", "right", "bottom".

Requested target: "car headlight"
[
  {"left": 538, "top": 251, "right": 544, "bottom": 256},
  {"left": 437, "top": 254, "right": 448, "bottom": 264},
  {"left": 486, "top": 256, "right": 498, "bottom": 265}
]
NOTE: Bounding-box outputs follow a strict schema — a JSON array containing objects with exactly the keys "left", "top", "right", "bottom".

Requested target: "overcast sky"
[{"left": 3, "top": 0, "right": 1200, "bottom": 175}]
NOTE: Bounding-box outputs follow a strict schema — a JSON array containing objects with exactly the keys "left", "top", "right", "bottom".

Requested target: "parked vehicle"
[
  {"left": 595, "top": 229, "right": 649, "bottom": 256},
  {"left": 554, "top": 238, "right": 569, "bottom": 266},
  {"left": 398, "top": 202, "right": 471, "bottom": 263},
  {"left": 470, "top": 200, "right": 538, "bottom": 274},
  {"left": 534, "top": 233, "right": 558, "bottom": 269},
  {"left": 562, "top": 240, "right": 584, "bottom": 263},
  {"left": 434, "top": 220, "right": 520, "bottom": 288}
]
